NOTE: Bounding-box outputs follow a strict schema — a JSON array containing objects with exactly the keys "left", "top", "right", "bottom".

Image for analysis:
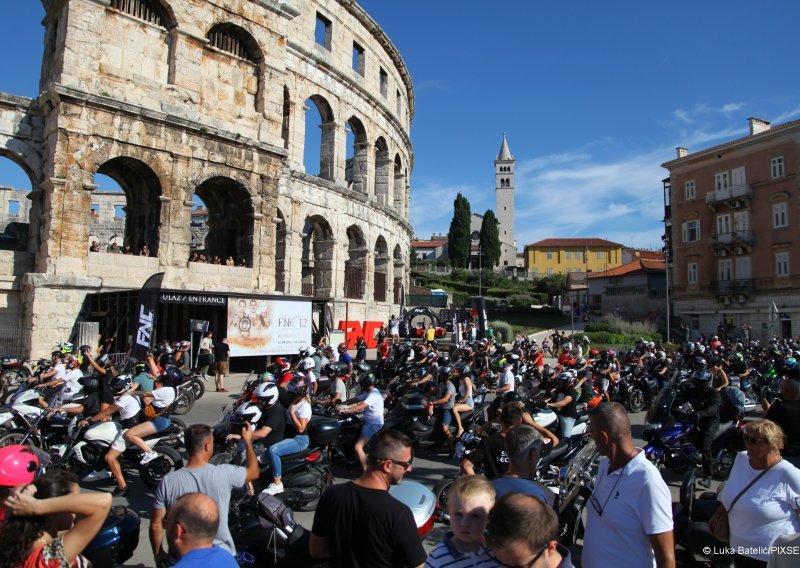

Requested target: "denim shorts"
[
  {"left": 151, "top": 416, "right": 172, "bottom": 432},
  {"left": 360, "top": 421, "right": 383, "bottom": 441},
  {"left": 436, "top": 408, "right": 453, "bottom": 426}
]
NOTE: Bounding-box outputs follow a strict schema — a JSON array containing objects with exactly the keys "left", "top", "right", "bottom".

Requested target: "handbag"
[{"left": 708, "top": 461, "right": 778, "bottom": 543}]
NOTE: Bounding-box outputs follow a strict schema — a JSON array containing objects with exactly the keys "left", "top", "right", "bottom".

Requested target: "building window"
[
  {"left": 770, "top": 156, "right": 785, "bottom": 179},
  {"left": 566, "top": 251, "right": 572, "bottom": 260},
  {"left": 547, "top": 268, "right": 554, "bottom": 275},
  {"left": 682, "top": 220, "right": 701, "bottom": 243},
  {"left": 7, "top": 200, "right": 19, "bottom": 216},
  {"left": 379, "top": 68, "right": 388, "bottom": 97},
  {"left": 596, "top": 251, "right": 603, "bottom": 260},
  {"left": 687, "top": 262, "right": 698, "bottom": 284},
  {"left": 685, "top": 180, "right": 696, "bottom": 200},
  {"left": 776, "top": 251, "right": 790, "bottom": 277},
  {"left": 90, "top": 204, "right": 99, "bottom": 217},
  {"left": 207, "top": 24, "right": 259, "bottom": 63},
  {"left": 504, "top": 260, "right": 508, "bottom": 266},
  {"left": 718, "top": 259, "right": 732, "bottom": 281},
  {"left": 576, "top": 251, "right": 582, "bottom": 261},
  {"left": 714, "top": 171, "right": 730, "bottom": 191},
  {"left": 110, "top": 0, "right": 169, "bottom": 29},
  {"left": 396, "top": 89, "right": 402, "bottom": 115},
  {"left": 352, "top": 42, "right": 365, "bottom": 75},
  {"left": 773, "top": 202, "right": 788, "bottom": 228},
  {"left": 546, "top": 251, "right": 553, "bottom": 260},
  {"left": 315, "top": 13, "right": 332, "bottom": 50}
]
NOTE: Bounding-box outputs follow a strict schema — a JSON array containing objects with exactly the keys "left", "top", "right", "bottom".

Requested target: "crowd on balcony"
[
  {"left": 89, "top": 240, "right": 150, "bottom": 256},
  {"left": 189, "top": 252, "right": 248, "bottom": 267}
]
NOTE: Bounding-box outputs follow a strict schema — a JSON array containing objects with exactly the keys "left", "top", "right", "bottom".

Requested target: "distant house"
[
  {"left": 412, "top": 238, "right": 448, "bottom": 261},
  {"left": 587, "top": 256, "right": 666, "bottom": 320},
  {"left": 524, "top": 238, "right": 624, "bottom": 277}
]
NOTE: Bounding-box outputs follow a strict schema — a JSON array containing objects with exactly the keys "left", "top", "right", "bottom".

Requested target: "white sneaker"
[
  {"left": 140, "top": 452, "right": 159, "bottom": 465},
  {"left": 264, "top": 482, "right": 284, "bottom": 495}
]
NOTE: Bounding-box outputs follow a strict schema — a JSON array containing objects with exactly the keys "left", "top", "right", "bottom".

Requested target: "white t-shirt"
[
  {"left": 358, "top": 388, "right": 385, "bottom": 425},
  {"left": 499, "top": 369, "right": 515, "bottom": 392},
  {"left": 52, "top": 363, "right": 66, "bottom": 380},
  {"left": 286, "top": 400, "right": 312, "bottom": 424},
  {"left": 583, "top": 450, "right": 673, "bottom": 568},
  {"left": 720, "top": 452, "right": 800, "bottom": 561},
  {"left": 61, "top": 369, "right": 84, "bottom": 399},
  {"left": 150, "top": 386, "right": 176, "bottom": 408},
  {"left": 115, "top": 394, "right": 142, "bottom": 421}
]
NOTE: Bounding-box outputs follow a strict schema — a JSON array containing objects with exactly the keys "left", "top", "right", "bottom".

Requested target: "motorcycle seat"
[
  {"left": 539, "top": 441, "right": 569, "bottom": 466},
  {"left": 279, "top": 448, "right": 313, "bottom": 462}
]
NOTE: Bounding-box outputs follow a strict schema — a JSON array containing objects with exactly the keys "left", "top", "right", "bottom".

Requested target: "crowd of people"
[
  {"left": 188, "top": 252, "right": 248, "bottom": 267},
  {"left": 88, "top": 240, "right": 150, "bottom": 256}
]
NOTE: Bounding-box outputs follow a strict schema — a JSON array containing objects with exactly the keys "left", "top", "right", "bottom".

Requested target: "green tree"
[
  {"left": 448, "top": 193, "right": 471, "bottom": 268},
  {"left": 479, "top": 209, "right": 501, "bottom": 267},
  {"left": 410, "top": 245, "right": 419, "bottom": 266},
  {"left": 535, "top": 273, "right": 568, "bottom": 301}
]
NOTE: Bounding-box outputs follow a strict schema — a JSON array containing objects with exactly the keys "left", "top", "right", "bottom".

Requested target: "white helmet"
[
  {"left": 301, "top": 346, "right": 315, "bottom": 358},
  {"left": 299, "top": 357, "right": 315, "bottom": 372},
  {"left": 253, "top": 382, "right": 279, "bottom": 407},
  {"left": 235, "top": 402, "right": 262, "bottom": 424}
]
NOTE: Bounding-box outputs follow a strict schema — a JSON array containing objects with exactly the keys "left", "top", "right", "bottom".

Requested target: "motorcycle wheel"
[
  {"left": 189, "top": 377, "right": 206, "bottom": 400},
  {"left": 558, "top": 506, "right": 580, "bottom": 546},
  {"left": 433, "top": 474, "right": 458, "bottom": 524},
  {"left": 139, "top": 445, "right": 183, "bottom": 489},
  {"left": 0, "top": 428, "right": 35, "bottom": 448},
  {"left": 713, "top": 447, "right": 737, "bottom": 480},
  {"left": 627, "top": 388, "right": 645, "bottom": 413},
  {"left": 171, "top": 390, "right": 196, "bottom": 416}
]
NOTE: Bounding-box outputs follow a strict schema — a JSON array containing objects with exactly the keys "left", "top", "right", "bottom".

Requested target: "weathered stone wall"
[{"left": 0, "top": 0, "right": 414, "bottom": 356}]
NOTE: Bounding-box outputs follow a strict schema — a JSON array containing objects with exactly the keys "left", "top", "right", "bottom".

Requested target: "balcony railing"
[
  {"left": 712, "top": 279, "right": 754, "bottom": 294},
  {"left": 705, "top": 183, "right": 753, "bottom": 205},
  {"left": 711, "top": 230, "right": 754, "bottom": 248}
]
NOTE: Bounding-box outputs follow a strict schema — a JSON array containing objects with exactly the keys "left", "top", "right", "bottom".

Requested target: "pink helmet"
[{"left": 0, "top": 445, "right": 40, "bottom": 487}]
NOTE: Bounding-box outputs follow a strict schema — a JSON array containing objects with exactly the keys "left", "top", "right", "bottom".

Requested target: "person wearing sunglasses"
[
  {"left": 582, "top": 402, "right": 674, "bottom": 568},
  {"left": 485, "top": 492, "right": 572, "bottom": 568},
  {"left": 715, "top": 419, "right": 800, "bottom": 568},
  {"left": 310, "top": 429, "right": 426, "bottom": 568}
]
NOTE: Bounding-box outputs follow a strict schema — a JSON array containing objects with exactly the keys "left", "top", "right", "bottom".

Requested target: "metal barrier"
[{"left": 0, "top": 325, "right": 31, "bottom": 358}]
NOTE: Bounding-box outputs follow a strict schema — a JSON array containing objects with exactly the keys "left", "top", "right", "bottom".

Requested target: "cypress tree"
[
  {"left": 448, "top": 193, "right": 471, "bottom": 268},
  {"left": 480, "top": 209, "right": 501, "bottom": 267}
]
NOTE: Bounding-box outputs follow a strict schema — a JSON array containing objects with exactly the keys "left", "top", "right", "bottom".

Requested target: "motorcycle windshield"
[{"left": 646, "top": 387, "right": 675, "bottom": 425}]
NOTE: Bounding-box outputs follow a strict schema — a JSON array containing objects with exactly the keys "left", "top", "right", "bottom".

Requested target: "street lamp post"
[{"left": 471, "top": 232, "right": 482, "bottom": 296}]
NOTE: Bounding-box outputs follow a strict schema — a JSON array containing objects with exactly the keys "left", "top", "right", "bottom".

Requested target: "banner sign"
[
  {"left": 226, "top": 297, "right": 312, "bottom": 357},
  {"left": 159, "top": 292, "right": 226, "bottom": 306},
  {"left": 128, "top": 272, "right": 164, "bottom": 362}
]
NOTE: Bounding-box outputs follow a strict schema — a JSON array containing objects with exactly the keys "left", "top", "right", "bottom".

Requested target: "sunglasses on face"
[
  {"left": 487, "top": 543, "right": 547, "bottom": 568},
  {"left": 744, "top": 435, "right": 765, "bottom": 445}
]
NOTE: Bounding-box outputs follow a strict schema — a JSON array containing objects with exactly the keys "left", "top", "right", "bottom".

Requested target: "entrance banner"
[
  {"left": 128, "top": 272, "right": 164, "bottom": 361},
  {"left": 226, "top": 297, "right": 312, "bottom": 356}
]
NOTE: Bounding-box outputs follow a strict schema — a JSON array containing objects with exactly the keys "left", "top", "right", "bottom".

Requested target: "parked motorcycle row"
[{"left": 2, "top": 333, "right": 797, "bottom": 566}]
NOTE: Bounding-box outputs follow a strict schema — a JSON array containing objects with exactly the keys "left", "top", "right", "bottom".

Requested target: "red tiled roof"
[
  {"left": 626, "top": 249, "right": 665, "bottom": 262},
  {"left": 412, "top": 240, "right": 447, "bottom": 248},
  {"left": 525, "top": 238, "right": 623, "bottom": 248},
  {"left": 662, "top": 118, "right": 800, "bottom": 168},
  {"left": 588, "top": 258, "right": 665, "bottom": 279}
]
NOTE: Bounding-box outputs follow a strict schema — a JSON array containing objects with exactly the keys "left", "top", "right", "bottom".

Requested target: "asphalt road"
[{"left": 108, "top": 366, "right": 682, "bottom": 567}]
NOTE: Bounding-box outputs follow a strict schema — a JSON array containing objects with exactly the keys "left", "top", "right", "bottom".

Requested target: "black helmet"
[
  {"left": 109, "top": 375, "right": 133, "bottom": 396},
  {"left": 437, "top": 355, "right": 450, "bottom": 366},
  {"left": 95, "top": 354, "right": 113, "bottom": 369},
  {"left": 453, "top": 361, "right": 471, "bottom": 376},
  {"left": 323, "top": 363, "right": 341, "bottom": 378},
  {"left": 286, "top": 375, "right": 309, "bottom": 399},
  {"left": 694, "top": 356, "right": 708, "bottom": 369},
  {"left": 78, "top": 376, "right": 101, "bottom": 394},
  {"left": 557, "top": 371, "right": 576, "bottom": 390},
  {"left": 133, "top": 361, "right": 148, "bottom": 375},
  {"left": 503, "top": 391, "right": 523, "bottom": 404},
  {"left": 691, "top": 369, "right": 713, "bottom": 390},
  {"left": 160, "top": 367, "right": 183, "bottom": 387},
  {"left": 359, "top": 373, "right": 377, "bottom": 391}
]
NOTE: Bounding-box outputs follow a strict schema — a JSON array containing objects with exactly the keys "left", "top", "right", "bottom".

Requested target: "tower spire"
[{"left": 497, "top": 132, "right": 513, "bottom": 161}]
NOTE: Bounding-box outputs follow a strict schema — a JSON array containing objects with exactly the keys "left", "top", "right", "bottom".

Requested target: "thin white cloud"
[{"left": 409, "top": 181, "right": 483, "bottom": 239}]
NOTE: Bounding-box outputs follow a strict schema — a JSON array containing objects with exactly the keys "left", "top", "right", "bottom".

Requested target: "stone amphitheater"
[{"left": 0, "top": 0, "right": 414, "bottom": 356}]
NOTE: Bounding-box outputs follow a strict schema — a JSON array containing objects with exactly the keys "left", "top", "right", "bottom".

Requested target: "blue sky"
[{"left": 2, "top": 1, "right": 800, "bottom": 250}]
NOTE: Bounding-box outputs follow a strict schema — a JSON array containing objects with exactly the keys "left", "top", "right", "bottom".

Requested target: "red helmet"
[
  {"left": 337, "top": 342, "right": 348, "bottom": 352},
  {"left": 275, "top": 357, "right": 292, "bottom": 371},
  {"left": 0, "top": 445, "right": 40, "bottom": 487}
]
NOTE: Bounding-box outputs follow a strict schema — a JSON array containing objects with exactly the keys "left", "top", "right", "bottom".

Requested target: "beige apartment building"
[{"left": 662, "top": 117, "right": 800, "bottom": 340}]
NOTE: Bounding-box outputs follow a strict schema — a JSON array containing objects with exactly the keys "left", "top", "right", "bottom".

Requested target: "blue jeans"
[
  {"left": 560, "top": 416, "right": 576, "bottom": 439},
  {"left": 265, "top": 435, "right": 309, "bottom": 479}
]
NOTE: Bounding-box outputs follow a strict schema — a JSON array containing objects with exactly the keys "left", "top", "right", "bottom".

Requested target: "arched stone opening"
[
  {"left": 301, "top": 215, "right": 334, "bottom": 297},
  {"left": 394, "top": 154, "right": 405, "bottom": 214},
  {"left": 274, "top": 209, "right": 287, "bottom": 292},
  {"left": 344, "top": 225, "right": 367, "bottom": 299},
  {"left": 94, "top": 157, "right": 162, "bottom": 255},
  {"left": 393, "top": 244, "right": 404, "bottom": 304},
  {"left": 193, "top": 177, "right": 254, "bottom": 266},
  {"left": 374, "top": 235, "right": 389, "bottom": 302},
  {"left": 303, "top": 95, "right": 335, "bottom": 180},
  {"left": 345, "top": 117, "right": 368, "bottom": 195},
  {"left": 0, "top": 154, "right": 37, "bottom": 252},
  {"left": 374, "top": 137, "right": 390, "bottom": 206},
  {"left": 205, "top": 23, "right": 265, "bottom": 113}
]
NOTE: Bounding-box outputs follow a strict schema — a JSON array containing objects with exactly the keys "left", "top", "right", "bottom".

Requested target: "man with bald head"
[
  {"left": 583, "top": 402, "right": 675, "bottom": 568},
  {"left": 167, "top": 493, "right": 237, "bottom": 567}
]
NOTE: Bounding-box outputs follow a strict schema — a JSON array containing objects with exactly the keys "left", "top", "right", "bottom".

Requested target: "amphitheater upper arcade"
[{"left": 0, "top": 0, "right": 415, "bottom": 355}]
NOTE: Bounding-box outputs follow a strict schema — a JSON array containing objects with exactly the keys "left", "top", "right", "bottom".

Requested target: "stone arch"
[
  {"left": 94, "top": 156, "right": 162, "bottom": 255},
  {"left": 301, "top": 214, "right": 334, "bottom": 297},
  {"left": 345, "top": 116, "right": 368, "bottom": 195},
  {"left": 344, "top": 224, "right": 367, "bottom": 299},
  {"left": 374, "top": 235, "right": 389, "bottom": 302},
  {"left": 393, "top": 243, "right": 404, "bottom": 304},
  {"left": 0, "top": 150, "right": 40, "bottom": 253},
  {"left": 373, "top": 137, "right": 390, "bottom": 207},
  {"left": 304, "top": 95, "right": 336, "bottom": 180},
  {"left": 274, "top": 208, "right": 287, "bottom": 292},
  {"left": 393, "top": 154, "right": 405, "bottom": 214},
  {"left": 109, "top": 0, "right": 176, "bottom": 29},
  {"left": 192, "top": 176, "right": 254, "bottom": 265},
  {"left": 204, "top": 23, "right": 265, "bottom": 113}
]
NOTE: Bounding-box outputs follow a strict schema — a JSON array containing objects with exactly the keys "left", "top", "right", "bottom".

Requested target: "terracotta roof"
[
  {"left": 626, "top": 249, "right": 665, "bottom": 262},
  {"left": 588, "top": 258, "right": 665, "bottom": 279},
  {"left": 525, "top": 238, "right": 623, "bottom": 248},
  {"left": 662, "top": 118, "right": 800, "bottom": 168},
  {"left": 412, "top": 240, "right": 447, "bottom": 248}
]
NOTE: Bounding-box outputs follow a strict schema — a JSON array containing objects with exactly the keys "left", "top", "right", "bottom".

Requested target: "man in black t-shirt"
[
  {"left": 310, "top": 429, "right": 426, "bottom": 568},
  {"left": 213, "top": 338, "right": 231, "bottom": 392},
  {"left": 461, "top": 403, "right": 524, "bottom": 479},
  {"left": 547, "top": 372, "right": 579, "bottom": 439},
  {"left": 765, "top": 378, "right": 800, "bottom": 468}
]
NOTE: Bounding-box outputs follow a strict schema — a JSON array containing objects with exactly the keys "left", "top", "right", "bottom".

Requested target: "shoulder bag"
[{"left": 708, "top": 461, "right": 778, "bottom": 543}]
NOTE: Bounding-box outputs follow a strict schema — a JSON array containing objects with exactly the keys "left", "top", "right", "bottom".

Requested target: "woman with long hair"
[{"left": 1, "top": 469, "right": 111, "bottom": 567}]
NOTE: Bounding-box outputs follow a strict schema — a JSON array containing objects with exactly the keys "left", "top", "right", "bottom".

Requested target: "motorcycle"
[
  {"left": 552, "top": 438, "right": 599, "bottom": 546},
  {"left": 170, "top": 380, "right": 198, "bottom": 416},
  {"left": 51, "top": 417, "right": 186, "bottom": 489},
  {"left": 84, "top": 505, "right": 141, "bottom": 568},
  {"left": 642, "top": 383, "right": 744, "bottom": 479},
  {"left": 0, "top": 355, "right": 35, "bottom": 401},
  {"left": 727, "top": 374, "right": 758, "bottom": 414}
]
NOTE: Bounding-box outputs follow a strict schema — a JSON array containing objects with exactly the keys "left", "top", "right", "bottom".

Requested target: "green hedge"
[
  {"left": 584, "top": 322, "right": 610, "bottom": 333},
  {"left": 490, "top": 320, "right": 513, "bottom": 343},
  {"left": 576, "top": 331, "right": 661, "bottom": 345}
]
